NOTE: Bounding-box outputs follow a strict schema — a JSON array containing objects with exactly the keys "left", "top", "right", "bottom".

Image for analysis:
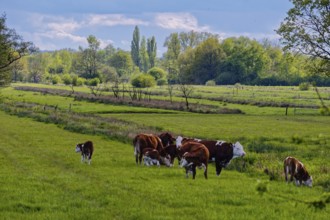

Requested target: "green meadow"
[{"left": 0, "top": 84, "right": 330, "bottom": 219}]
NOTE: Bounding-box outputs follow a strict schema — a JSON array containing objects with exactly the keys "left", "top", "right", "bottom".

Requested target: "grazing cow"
[
  {"left": 284, "top": 156, "right": 313, "bottom": 187},
  {"left": 176, "top": 136, "right": 246, "bottom": 176},
  {"left": 142, "top": 148, "right": 171, "bottom": 167},
  {"left": 75, "top": 141, "right": 94, "bottom": 165},
  {"left": 159, "top": 132, "right": 175, "bottom": 148},
  {"left": 178, "top": 141, "right": 209, "bottom": 179},
  {"left": 133, "top": 133, "right": 171, "bottom": 166},
  {"left": 163, "top": 144, "right": 180, "bottom": 166}
]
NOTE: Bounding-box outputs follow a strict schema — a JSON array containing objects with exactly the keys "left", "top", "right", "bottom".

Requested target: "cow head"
[
  {"left": 232, "top": 142, "right": 246, "bottom": 158},
  {"left": 176, "top": 136, "right": 183, "bottom": 148},
  {"left": 75, "top": 144, "right": 83, "bottom": 153},
  {"left": 304, "top": 176, "right": 313, "bottom": 187},
  {"left": 160, "top": 155, "right": 172, "bottom": 167},
  {"left": 159, "top": 132, "right": 175, "bottom": 147}
]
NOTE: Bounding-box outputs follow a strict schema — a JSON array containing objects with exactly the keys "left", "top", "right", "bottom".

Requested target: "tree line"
[{"left": 1, "top": 0, "right": 329, "bottom": 87}]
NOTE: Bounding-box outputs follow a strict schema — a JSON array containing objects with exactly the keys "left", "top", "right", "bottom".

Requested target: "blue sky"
[{"left": 1, "top": 0, "right": 293, "bottom": 55}]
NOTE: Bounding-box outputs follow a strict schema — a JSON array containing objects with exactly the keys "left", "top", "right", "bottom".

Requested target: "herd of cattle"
[{"left": 75, "top": 132, "right": 313, "bottom": 187}]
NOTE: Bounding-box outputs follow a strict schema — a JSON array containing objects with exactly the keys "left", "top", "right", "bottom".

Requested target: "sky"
[{"left": 1, "top": 0, "right": 293, "bottom": 56}]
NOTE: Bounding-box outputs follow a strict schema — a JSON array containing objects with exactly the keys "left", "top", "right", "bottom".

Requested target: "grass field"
[
  {"left": 0, "top": 83, "right": 330, "bottom": 219},
  {"left": 1, "top": 111, "right": 330, "bottom": 219}
]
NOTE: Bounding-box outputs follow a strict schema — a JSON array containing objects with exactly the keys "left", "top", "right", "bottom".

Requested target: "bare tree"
[{"left": 178, "top": 83, "right": 194, "bottom": 110}]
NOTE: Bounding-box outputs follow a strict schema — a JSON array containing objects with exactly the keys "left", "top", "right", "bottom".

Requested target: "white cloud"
[
  {"left": 87, "top": 14, "right": 149, "bottom": 26},
  {"left": 154, "top": 13, "right": 210, "bottom": 32}
]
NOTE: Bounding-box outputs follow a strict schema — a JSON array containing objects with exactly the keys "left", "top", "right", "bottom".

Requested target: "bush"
[
  {"left": 51, "top": 75, "right": 61, "bottom": 85},
  {"left": 147, "top": 67, "right": 167, "bottom": 80},
  {"left": 61, "top": 74, "right": 72, "bottom": 85},
  {"left": 76, "top": 77, "right": 86, "bottom": 86},
  {"left": 131, "top": 74, "right": 156, "bottom": 88},
  {"left": 205, "top": 80, "right": 216, "bottom": 86},
  {"left": 157, "top": 78, "right": 168, "bottom": 86},
  {"left": 86, "top": 78, "right": 100, "bottom": 86},
  {"left": 299, "top": 82, "right": 310, "bottom": 91}
]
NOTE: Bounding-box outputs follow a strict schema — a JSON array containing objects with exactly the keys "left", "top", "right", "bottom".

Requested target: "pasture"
[{"left": 0, "top": 84, "right": 330, "bottom": 219}]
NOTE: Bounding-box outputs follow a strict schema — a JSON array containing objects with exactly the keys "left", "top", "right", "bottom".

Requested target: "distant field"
[{"left": 0, "top": 83, "right": 330, "bottom": 219}]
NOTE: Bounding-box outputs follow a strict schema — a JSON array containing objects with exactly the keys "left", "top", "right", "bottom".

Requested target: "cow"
[
  {"left": 177, "top": 141, "right": 210, "bottom": 179},
  {"left": 163, "top": 144, "right": 180, "bottom": 166},
  {"left": 142, "top": 148, "right": 171, "bottom": 167},
  {"left": 133, "top": 133, "right": 171, "bottom": 166},
  {"left": 159, "top": 132, "right": 175, "bottom": 148},
  {"left": 284, "top": 156, "right": 313, "bottom": 187},
  {"left": 176, "top": 136, "right": 246, "bottom": 176},
  {"left": 75, "top": 141, "right": 94, "bottom": 165}
]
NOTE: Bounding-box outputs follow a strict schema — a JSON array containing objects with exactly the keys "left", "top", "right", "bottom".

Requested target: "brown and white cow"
[
  {"left": 284, "top": 156, "right": 313, "bottom": 187},
  {"left": 158, "top": 132, "right": 175, "bottom": 148},
  {"left": 176, "top": 136, "right": 246, "bottom": 176},
  {"left": 75, "top": 141, "right": 94, "bottom": 165},
  {"left": 177, "top": 141, "right": 210, "bottom": 179},
  {"left": 133, "top": 133, "right": 171, "bottom": 166},
  {"left": 142, "top": 148, "right": 163, "bottom": 167}
]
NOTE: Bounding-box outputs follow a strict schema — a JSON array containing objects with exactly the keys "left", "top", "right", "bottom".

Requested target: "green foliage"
[
  {"left": 86, "top": 77, "right": 100, "bottom": 86},
  {"left": 147, "top": 67, "right": 167, "bottom": 80},
  {"left": 0, "top": 14, "right": 36, "bottom": 87},
  {"left": 131, "top": 26, "right": 140, "bottom": 67},
  {"left": 61, "top": 73, "right": 72, "bottom": 85},
  {"left": 205, "top": 80, "right": 216, "bottom": 86},
  {"left": 147, "top": 36, "right": 157, "bottom": 68},
  {"left": 299, "top": 82, "right": 310, "bottom": 91},
  {"left": 276, "top": 0, "right": 330, "bottom": 76},
  {"left": 157, "top": 78, "right": 168, "bottom": 86},
  {"left": 131, "top": 74, "right": 156, "bottom": 88},
  {"left": 51, "top": 74, "right": 61, "bottom": 85}
]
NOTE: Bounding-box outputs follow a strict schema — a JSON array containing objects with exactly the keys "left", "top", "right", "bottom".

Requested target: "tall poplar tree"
[
  {"left": 147, "top": 36, "right": 157, "bottom": 68},
  {"left": 140, "top": 36, "right": 149, "bottom": 72},
  {"left": 131, "top": 26, "right": 140, "bottom": 68}
]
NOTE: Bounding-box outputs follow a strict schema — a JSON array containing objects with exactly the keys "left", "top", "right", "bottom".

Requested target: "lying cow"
[
  {"left": 176, "top": 136, "right": 246, "bottom": 176},
  {"left": 284, "top": 156, "right": 312, "bottom": 187},
  {"left": 178, "top": 141, "right": 209, "bottom": 179},
  {"left": 142, "top": 148, "right": 171, "bottom": 167},
  {"left": 75, "top": 141, "right": 94, "bottom": 165}
]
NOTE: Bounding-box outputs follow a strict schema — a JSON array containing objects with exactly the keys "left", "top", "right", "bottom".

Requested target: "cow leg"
[
  {"left": 81, "top": 154, "right": 84, "bottom": 163},
  {"left": 135, "top": 154, "right": 139, "bottom": 165},
  {"left": 139, "top": 153, "right": 143, "bottom": 165},
  {"left": 215, "top": 160, "right": 223, "bottom": 176},
  {"left": 202, "top": 163, "right": 208, "bottom": 179},
  {"left": 284, "top": 166, "right": 288, "bottom": 182},
  {"left": 185, "top": 167, "right": 189, "bottom": 178},
  {"left": 192, "top": 165, "right": 197, "bottom": 179}
]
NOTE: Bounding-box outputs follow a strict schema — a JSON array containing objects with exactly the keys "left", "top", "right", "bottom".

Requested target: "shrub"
[
  {"left": 147, "top": 67, "right": 167, "bottom": 80},
  {"left": 131, "top": 74, "right": 156, "bottom": 88},
  {"left": 157, "top": 78, "right": 168, "bottom": 86},
  {"left": 86, "top": 78, "right": 100, "bottom": 86},
  {"left": 299, "top": 82, "right": 310, "bottom": 91},
  {"left": 62, "top": 74, "right": 72, "bottom": 85},
  {"left": 51, "top": 75, "right": 61, "bottom": 85},
  {"left": 205, "top": 80, "right": 216, "bottom": 86},
  {"left": 76, "top": 77, "right": 86, "bottom": 86}
]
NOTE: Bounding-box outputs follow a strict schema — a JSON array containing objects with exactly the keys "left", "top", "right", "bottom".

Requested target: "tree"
[
  {"left": 147, "top": 36, "right": 157, "bottom": 68},
  {"left": 109, "top": 50, "right": 133, "bottom": 80},
  {"left": 77, "top": 35, "right": 100, "bottom": 79},
  {"left": 0, "top": 14, "right": 36, "bottom": 86},
  {"left": 164, "top": 33, "right": 181, "bottom": 82},
  {"left": 276, "top": 0, "right": 330, "bottom": 76},
  {"left": 131, "top": 26, "right": 140, "bottom": 68},
  {"left": 192, "top": 37, "right": 225, "bottom": 84},
  {"left": 140, "top": 36, "right": 149, "bottom": 72}
]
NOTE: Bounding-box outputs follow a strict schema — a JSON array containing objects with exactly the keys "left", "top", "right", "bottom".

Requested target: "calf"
[
  {"left": 75, "top": 141, "right": 94, "bottom": 165},
  {"left": 178, "top": 141, "right": 209, "bottom": 179},
  {"left": 142, "top": 148, "right": 171, "bottom": 166},
  {"left": 284, "top": 156, "right": 312, "bottom": 187}
]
